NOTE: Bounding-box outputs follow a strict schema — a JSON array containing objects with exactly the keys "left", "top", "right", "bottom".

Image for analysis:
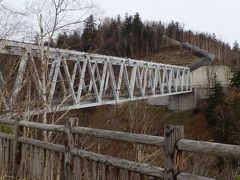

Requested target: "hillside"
[
  {"left": 54, "top": 13, "right": 235, "bottom": 66},
  {"left": 142, "top": 45, "right": 198, "bottom": 66}
]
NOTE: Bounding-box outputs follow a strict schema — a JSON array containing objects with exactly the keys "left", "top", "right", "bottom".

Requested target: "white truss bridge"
[{"left": 0, "top": 40, "right": 192, "bottom": 115}]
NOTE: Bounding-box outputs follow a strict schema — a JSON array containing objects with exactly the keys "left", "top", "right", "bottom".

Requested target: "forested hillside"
[{"left": 50, "top": 13, "right": 239, "bottom": 65}]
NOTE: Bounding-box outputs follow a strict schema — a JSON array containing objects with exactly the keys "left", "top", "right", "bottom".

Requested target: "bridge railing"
[{"left": 0, "top": 117, "right": 239, "bottom": 179}]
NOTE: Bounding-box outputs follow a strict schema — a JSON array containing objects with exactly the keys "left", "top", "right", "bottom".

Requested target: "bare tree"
[
  {"left": 0, "top": 0, "right": 98, "bottom": 140},
  {"left": 0, "top": 0, "right": 26, "bottom": 40},
  {"left": 32, "top": 0, "right": 97, "bottom": 140}
]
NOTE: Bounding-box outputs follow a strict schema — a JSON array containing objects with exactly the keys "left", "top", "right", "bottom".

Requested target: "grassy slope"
[{"left": 142, "top": 45, "right": 198, "bottom": 66}]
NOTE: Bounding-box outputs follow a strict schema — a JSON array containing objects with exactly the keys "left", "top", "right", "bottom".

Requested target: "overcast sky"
[
  {"left": 97, "top": 0, "right": 239, "bottom": 45},
  {"left": 6, "top": 0, "right": 240, "bottom": 45}
]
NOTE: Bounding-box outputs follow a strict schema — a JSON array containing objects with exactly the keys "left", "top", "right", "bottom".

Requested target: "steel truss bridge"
[{"left": 0, "top": 40, "right": 191, "bottom": 115}]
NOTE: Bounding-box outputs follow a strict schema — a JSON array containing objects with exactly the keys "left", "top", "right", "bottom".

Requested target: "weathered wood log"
[
  {"left": 12, "top": 117, "right": 22, "bottom": 178},
  {"left": 83, "top": 159, "right": 89, "bottom": 180},
  {"left": 7, "top": 119, "right": 163, "bottom": 147},
  {"left": 71, "top": 148, "right": 164, "bottom": 178},
  {"left": 177, "top": 139, "right": 240, "bottom": 160},
  {"left": 18, "top": 137, "right": 65, "bottom": 152},
  {"left": 19, "top": 120, "right": 65, "bottom": 132},
  {"left": 177, "top": 172, "right": 215, "bottom": 180},
  {"left": 164, "top": 125, "right": 184, "bottom": 180},
  {"left": 60, "top": 153, "right": 65, "bottom": 180},
  {"left": 0, "top": 118, "right": 15, "bottom": 125},
  {"left": 92, "top": 161, "right": 97, "bottom": 180},
  {"left": 3, "top": 139, "right": 10, "bottom": 169},
  {"left": 0, "top": 132, "right": 14, "bottom": 140},
  {"left": 73, "top": 157, "right": 81, "bottom": 180},
  {"left": 71, "top": 126, "right": 164, "bottom": 147},
  {"left": 0, "top": 139, "right": 2, "bottom": 168},
  {"left": 64, "top": 118, "right": 77, "bottom": 180}
]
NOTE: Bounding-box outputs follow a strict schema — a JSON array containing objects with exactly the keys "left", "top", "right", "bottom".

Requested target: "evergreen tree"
[
  {"left": 132, "top": 12, "right": 143, "bottom": 57},
  {"left": 122, "top": 13, "right": 132, "bottom": 36},
  {"left": 67, "top": 31, "right": 81, "bottom": 51},
  {"left": 81, "top": 14, "right": 97, "bottom": 52},
  {"left": 232, "top": 41, "right": 240, "bottom": 67},
  {"left": 132, "top": 12, "right": 142, "bottom": 37},
  {"left": 56, "top": 32, "right": 68, "bottom": 48},
  {"left": 205, "top": 74, "right": 224, "bottom": 126},
  {"left": 230, "top": 70, "right": 240, "bottom": 88},
  {"left": 233, "top": 41, "right": 239, "bottom": 51},
  {"left": 166, "top": 20, "right": 176, "bottom": 39},
  {"left": 210, "top": 74, "right": 224, "bottom": 104}
]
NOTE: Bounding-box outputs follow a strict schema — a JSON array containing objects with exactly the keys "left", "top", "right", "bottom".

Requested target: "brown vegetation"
[{"left": 44, "top": 101, "right": 239, "bottom": 179}]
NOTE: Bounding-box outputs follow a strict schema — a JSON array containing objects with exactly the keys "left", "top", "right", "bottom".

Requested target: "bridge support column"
[{"left": 169, "top": 92, "right": 197, "bottom": 111}]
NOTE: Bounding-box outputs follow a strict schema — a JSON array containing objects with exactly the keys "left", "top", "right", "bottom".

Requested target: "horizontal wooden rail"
[
  {"left": 72, "top": 148, "right": 164, "bottom": 178},
  {"left": 0, "top": 118, "right": 15, "bottom": 125},
  {"left": 72, "top": 126, "right": 164, "bottom": 147},
  {"left": 0, "top": 132, "right": 14, "bottom": 140},
  {"left": 177, "top": 172, "right": 215, "bottom": 180},
  {"left": 17, "top": 120, "right": 164, "bottom": 146},
  {"left": 19, "top": 120, "right": 65, "bottom": 132},
  {"left": 177, "top": 139, "right": 240, "bottom": 159},
  {"left": 18, "top": 137, "right": 65, "bottom": 153},
  {"left": 71, "top": 148, "right": 213, "bottom": 180}
]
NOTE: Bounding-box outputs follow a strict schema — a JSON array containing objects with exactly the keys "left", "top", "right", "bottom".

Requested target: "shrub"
[
  {"left": 230, "top": 70, "right": 240, "bottom": 89},
  {"left": 205, "top": 74, "right": 224, "bottom": 127}
]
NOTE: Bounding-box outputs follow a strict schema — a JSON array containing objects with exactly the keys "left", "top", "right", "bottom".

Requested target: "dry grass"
[
  {"left": 68, "top": 101, "right": 239, "bottom": 179},
  {"left": 0, "top": 169, "right": 12, "bottom": 180},
  {"left": 184, "top": 154, "right": 240, "bottom": 180}
]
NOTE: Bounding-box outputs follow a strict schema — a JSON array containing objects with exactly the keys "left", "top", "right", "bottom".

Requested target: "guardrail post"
[
  {"left": 164, "top": 125, "right": 184, "bottom": 180},
  {"left": 63, "top": 118, "right": 77, "bottom": 180},
  {"left": 12, "top": 116, "right": 22, "bottom": 178}
]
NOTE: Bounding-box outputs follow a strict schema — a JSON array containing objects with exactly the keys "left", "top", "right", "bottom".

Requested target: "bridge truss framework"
[{"left": 0, "top": 40, "right": 192, "bottom": 115}]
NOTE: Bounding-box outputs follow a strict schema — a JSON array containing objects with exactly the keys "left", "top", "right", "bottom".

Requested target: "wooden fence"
[{"left": 0, "top": 117, "right": 240, "bottom": 180}]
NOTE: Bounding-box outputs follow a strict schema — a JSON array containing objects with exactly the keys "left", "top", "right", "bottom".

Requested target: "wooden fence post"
[
  {"left": 12, "top": 116, "right": 22, "bottom": 178},
  {"left": 63, "top": 118, "right": 77, "bottom": 180},
  {"left": 164, "top": 125, "right": 184, "bottom": 180}
]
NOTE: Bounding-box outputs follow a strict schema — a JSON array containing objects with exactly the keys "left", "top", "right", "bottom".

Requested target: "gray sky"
[
  {"left": 5, "top": 0, "right": 240, "bottom": 45},
  {"left": 98, "top": 0, "right": 239, "bottom": 45}
]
